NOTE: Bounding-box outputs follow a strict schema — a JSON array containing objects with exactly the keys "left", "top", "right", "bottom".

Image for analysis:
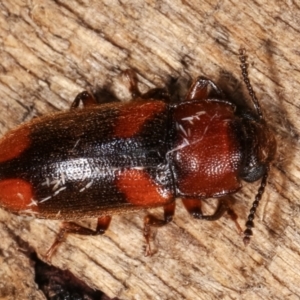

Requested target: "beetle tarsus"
[
  {"left": 122, "top": 69, "right": 141, "bottom": 98},
  {"left": 141, "top": 88, "right": 171, "bottom": 102},
  {"left": 45, "top": 216, "right": 112, "bottom": 262},
  {"left": 182, "top": 197, "right": 243, "bottom": 235},
  {"left": 143, "top": 221, "right": 153, "bottom": 257},
  {"left": 143, "top": 202, "right": 175, "bottom": 256},
  {"left": 45, "top": 226, "right": 68, "bottom": 263},
  {"left": 226, "top": 208, "right": 243, "bottom": 235},
  {"left": 123, "top": 69, "right": 171, "bottom": 102}
]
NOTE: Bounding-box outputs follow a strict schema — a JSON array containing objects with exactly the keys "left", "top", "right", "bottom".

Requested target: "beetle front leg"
[
  {"left": 185, "top": 76, "right": 224, "bottom": 101},
  {"left": 45, "top": 216, "right": 111, "bottom": 262},
  {"left": 182, "top": 197, "right": 243, "bottom": 235},
  {"left": 71, "top": 91, "right": 98, "bottom": 109},
  {"left": 144, "top": 202, "right": 175, "bottom": 256}
]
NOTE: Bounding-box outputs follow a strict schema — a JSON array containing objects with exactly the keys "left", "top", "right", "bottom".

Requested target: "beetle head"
[{"left": 239, "top": 116, "right": 276, "bottom": 182}]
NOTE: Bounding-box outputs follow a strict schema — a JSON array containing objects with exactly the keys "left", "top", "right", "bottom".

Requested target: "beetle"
[{"left": 0, "top": 49, "right": 276, "bottom": 259}]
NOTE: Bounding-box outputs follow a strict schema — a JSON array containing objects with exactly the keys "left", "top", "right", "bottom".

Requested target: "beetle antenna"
[
  {"left": 243, "top": 166, "right": 269, "bottom": 245},
  {"left": 239, "top": 48, "right": 263, "bottom": 119}
]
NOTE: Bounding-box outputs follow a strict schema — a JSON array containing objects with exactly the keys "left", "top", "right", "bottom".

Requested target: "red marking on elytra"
[
  {"left": 116, "top": 169, "right": 171, "bottom": 206},
  {"left": 0, "top": 179, "right": 36, "bottom": 212},
  {"left": 114, "top": 101, "right": 166, "bottom": 138},
  {"left": 0, "top": 126, "right": 30, "bottom": 163}
]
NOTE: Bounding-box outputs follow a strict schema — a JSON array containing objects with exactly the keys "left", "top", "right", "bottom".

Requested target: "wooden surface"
[{"left": 0, "top": 1, "right": 299, "bottom": 299}]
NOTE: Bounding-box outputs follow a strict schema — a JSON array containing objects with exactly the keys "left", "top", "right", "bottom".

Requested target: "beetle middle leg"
[
  {"left": 182, "top": 197, "right": 243, "bottom": 235},
  {"left": 45, "top": 215, "right": 111, "bottom": 262},
  {"left": 144, "top": 202, "right": 175, "bottom": 256}
]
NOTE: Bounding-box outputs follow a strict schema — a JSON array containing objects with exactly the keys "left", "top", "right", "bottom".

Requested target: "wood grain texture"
[{"left": 0, "top": 1, "right": 299, "bottom": 299}]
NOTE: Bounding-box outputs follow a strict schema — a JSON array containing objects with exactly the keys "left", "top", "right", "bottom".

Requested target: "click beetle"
[{"left": 0, "top": 49, "right": 276, "bottom": 259}]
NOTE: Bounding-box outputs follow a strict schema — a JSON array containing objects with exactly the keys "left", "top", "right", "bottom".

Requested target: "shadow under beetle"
[{"left": 0, "top": 49, "right": 276, "bottom": 259}]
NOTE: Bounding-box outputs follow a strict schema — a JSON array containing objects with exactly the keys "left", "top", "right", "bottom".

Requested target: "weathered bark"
[{"left": 0, "top": 1, "right": 299, "bottom": 299}]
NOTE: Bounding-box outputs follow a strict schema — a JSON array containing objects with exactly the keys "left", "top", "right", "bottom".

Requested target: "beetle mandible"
[{"left": 0, "top": 49, "right": 276, "bottom": 259}]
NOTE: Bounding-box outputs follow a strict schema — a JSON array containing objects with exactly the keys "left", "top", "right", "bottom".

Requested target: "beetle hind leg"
[
  {"left": 45, "top": 216, "right": 111, "bottom": 262},
  {"left": 144, "top": 202, "right": 175, "bottom": 256},
  {"left": 182, "top": 197, "right": 243, "bottom": 235}
]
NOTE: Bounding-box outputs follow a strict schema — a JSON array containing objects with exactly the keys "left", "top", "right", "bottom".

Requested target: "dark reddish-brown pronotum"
[{"left": 0, "top": 50, "right": 276, "bottom": 259}]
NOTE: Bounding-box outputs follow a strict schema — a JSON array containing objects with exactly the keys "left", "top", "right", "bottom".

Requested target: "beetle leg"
[
  {"left": 182, "top": 198, "right": 243, "bottom": 235},
  {"left": 123, "top": 69, "right": 171, "bottom": 102},
  {"left": 144, "top": 201, "right": 175, "bottom": 256},
  {"left": 185, "top": 76, "right": 224, "bottom": 101},
  {"left": 71, "top": 91, "right": 98, "bottom": 109},
  {"left": 45, "top": 216, "right": 111, "bottom": 262},
  {"left": 141, "top": 88, "right": 171, "bottom": 102},
  {"left": 122, "top": 69, "right": 141, "bottom": 98}
]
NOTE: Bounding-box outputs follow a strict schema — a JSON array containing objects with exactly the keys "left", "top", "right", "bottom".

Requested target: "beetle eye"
[
  {"left": 239, "top": 119, "right": 276, "bottom": 183},
  {"left": 241, "top": 163, "right": 266, "bottom": 183}
]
